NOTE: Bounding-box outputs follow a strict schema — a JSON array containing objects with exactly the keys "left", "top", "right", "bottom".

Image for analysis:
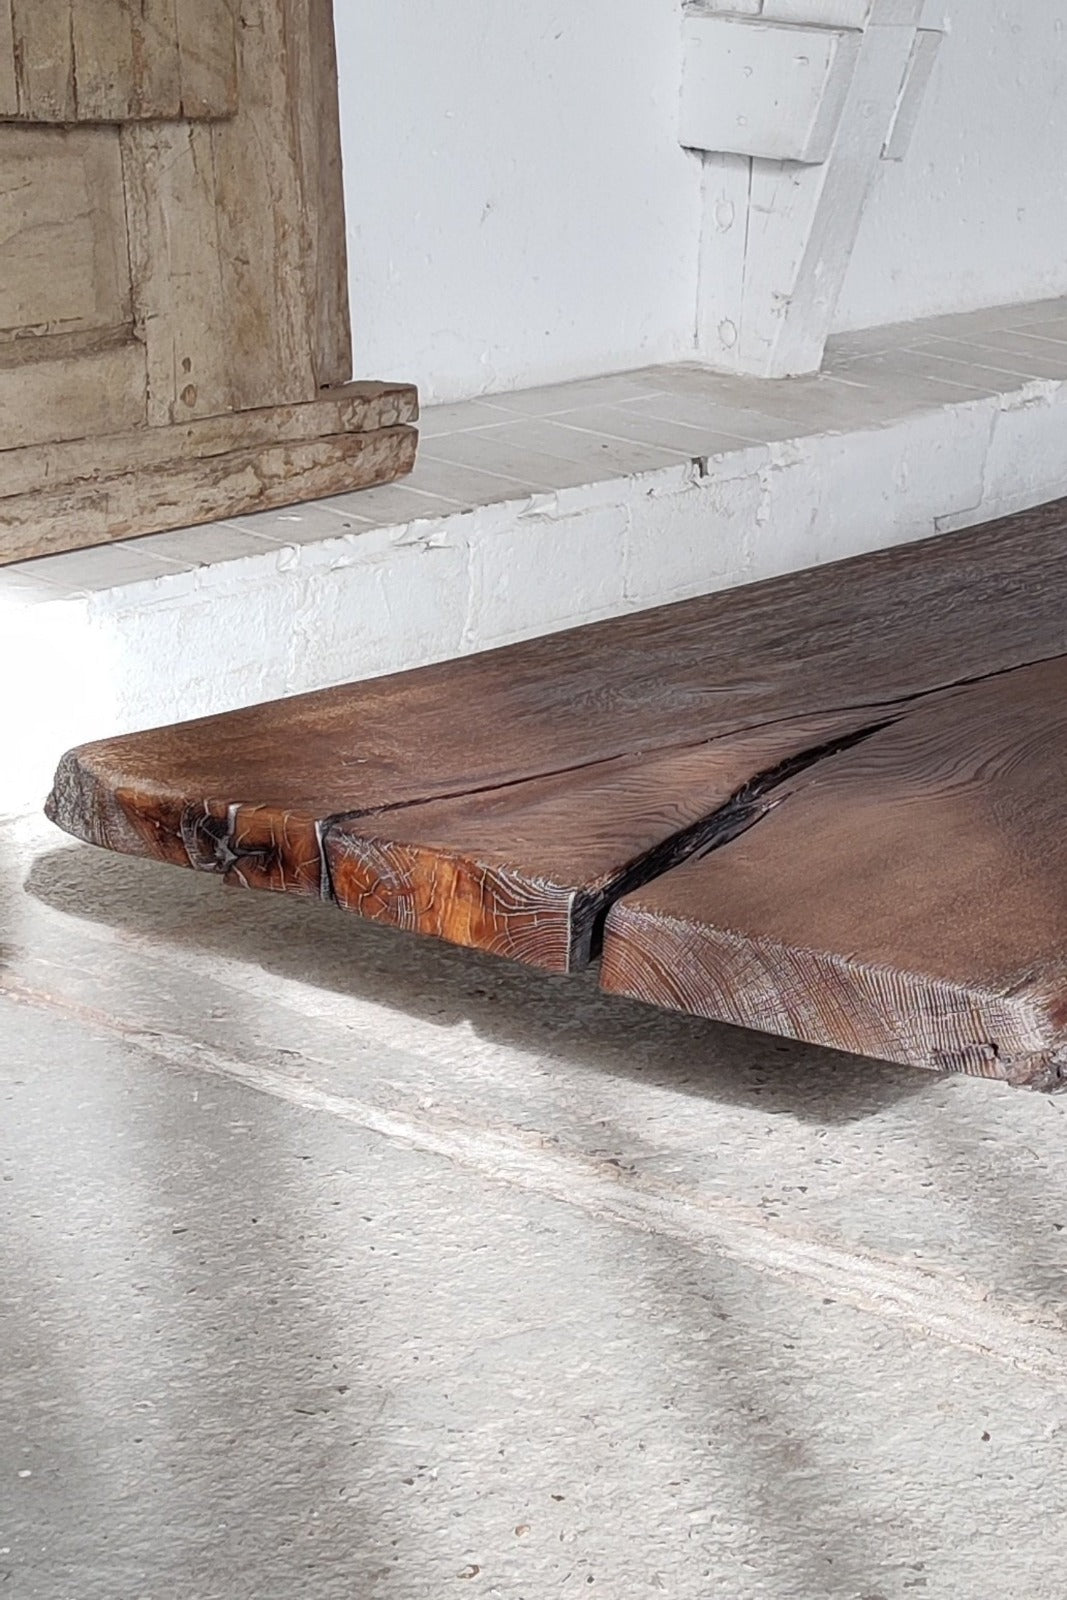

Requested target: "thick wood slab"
[
  {"left": 0, "top": 385, "right": 418, "bottom": 564},
  {"left": 601, "top": 656, "right": 1067, "bottom": 1089},
  {"left": 46, "top": 500, "right": 1067, "bottom": 999}
]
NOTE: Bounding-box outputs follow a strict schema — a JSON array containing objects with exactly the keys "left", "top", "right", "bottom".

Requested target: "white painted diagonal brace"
[{"left": 690, "top": 0, "right": 937, "bottom": 377}]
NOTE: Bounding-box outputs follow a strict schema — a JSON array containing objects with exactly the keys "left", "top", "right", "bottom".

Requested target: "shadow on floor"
[{"left": 20, "top": 839, "right": 933, "bottom": 1129}]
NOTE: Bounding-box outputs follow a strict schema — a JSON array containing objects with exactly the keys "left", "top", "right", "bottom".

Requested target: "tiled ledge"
[
  {"left": 10, "top": 292, "right": 1067, "bottom": 599},
  {"left": 5, "top": 295, "right": 1067, "bottom": 814}
]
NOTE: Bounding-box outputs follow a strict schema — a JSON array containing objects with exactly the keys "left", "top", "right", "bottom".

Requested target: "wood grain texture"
[
  {"left": 209, "top": 0, "right": 320, "bottom": 410},
  {"left": 11, "top": 2, "right": 75, "bottom": 122},
  {"left": 0, "top": 0, "right": 408, "bottom": 561},
  {"left": 2, "top": 0, "right": 236, "bottom": 122},
  {"left": 322, "top": 711, "right": 883, "bottom": 969},
  {"left": 69, "top": 0, "right": 136, "bottom": 123},
  {"left": 175, "top": 0, "right": 238, "bottom": 121},
  {"left": 119, "top": 0, "right": 349, "bottom": 417},
  {"left": 48, "top": 706, "right": 883, "bottom": 972},
  {"left": 285, "top": 0, "right": 352, "bottom": 387},
  {"left": 121, "top": 119, "right": 235, "bottom": 424},
  {"left": 0, "top": 128, "right": 131, "bottom": 339},
  {"left": 0, "top": 9, "right": 19, "bottom": 117},
  {"left": 601, "top": 656, "right": 1067, "bottom": 1089},
  {"left": 0, "top": 331, "right": 146, "bottom": 450},
  {"left": 0, "top": 417, "right": 416, "bottom": 563},
  {"left": 0, "top": 381, "right": 417, "bottom": 501},
  {"left": 45, "top": 499, "right": 1067, "bottom": 1010},
  {"left": 129, "top": 0, "right": 182, "bottom": 119}
]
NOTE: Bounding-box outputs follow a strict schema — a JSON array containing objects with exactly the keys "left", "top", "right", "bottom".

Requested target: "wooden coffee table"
[{"left": 47, "top": 496, "right": 1067, "bottom": 1090}]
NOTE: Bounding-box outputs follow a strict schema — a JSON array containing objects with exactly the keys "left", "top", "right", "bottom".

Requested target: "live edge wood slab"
[{"left": 47, "top": 497, "right": 1067, "bottom": 1090}]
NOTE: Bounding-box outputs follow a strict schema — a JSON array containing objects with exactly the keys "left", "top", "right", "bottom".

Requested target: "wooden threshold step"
[
  {"left": 0, "top": 382, "right": 418, "bottom": 565},
  {"left": 46, "top": 495, "right": 1067, "bottom": 1088}
]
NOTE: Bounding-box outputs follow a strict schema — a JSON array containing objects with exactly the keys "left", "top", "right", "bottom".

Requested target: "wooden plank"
[
  {"left": 0, "top": 422, "right": 416, "bottom": 562},
  {"left": 129, "top": 0, "right": 182, "bottom": 119},
  {"left": 58, "top": 707, "right": 871, "bottom": 963},
  {"left": 285, "top": 0, "right": 352, "bottom": 386},
  {"left": 121, "top": 120, "right": 235, "bottom": 423},
  {"left": 0, "top": 8, "right": 18, "bottom": 117},
  {"left": 115, "top": 0, "right": 343, "bottom": 434},
  {"left": 44, "top": 499, "right": 1067, "bottom": 983},
  {"left": 11, "top": 1, "right": 75, "bottom": 122},
  {"left": 600, "top": 657, "right": 1067, "bottom": 1090},
  {"left": 1, "top": 0, "right": 233, "bottom": 122},
  {"left": 209, "top": 0, "right": 321, "bottom": 409},
  {"left": 176, "top": 0, "right": 237, "bottom": 120},
  {"left": 0, "top": 381, "right": 417, "bottom": 499},
  {"left": 70, "top": 0, "right": 135, "bottom": 122},
  {"left": 0, "top": 127, "right": 132, "bottom": 338},
  {"left": 696, "top": 14, "right": 919, "bottom": 376},
  {"left": 83, "top": 130, "right": 136, "bottom": 330},
  {"left": 0, "top": 332, "right": 146, "bottom": 450},
  {"left": 323, "top": 708, "right": 887, "bottom": 970},
  {"left": 680, "top": 13, "right": 859, "bottom": 164}
]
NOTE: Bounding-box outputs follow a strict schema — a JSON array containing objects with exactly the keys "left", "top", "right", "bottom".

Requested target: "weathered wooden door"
[{"left": 0, "top": 0, "right": 417, "bottom": 564}]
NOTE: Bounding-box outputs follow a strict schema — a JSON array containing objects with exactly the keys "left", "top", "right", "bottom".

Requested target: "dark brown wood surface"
[
  {"left": 46, "top": 498, "right": 1067, "bottom": 1011},
  {"left": 601, "top": 656, "right": 1067, "bottom": 1089}
]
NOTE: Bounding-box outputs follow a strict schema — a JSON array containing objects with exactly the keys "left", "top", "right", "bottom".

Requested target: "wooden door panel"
[
  {"left": 0, "top": 0, "right": 418, "bottom": 562},
  {"left": 0, "top": 127, "right": 132, "bottom": 338},
  {"left": 0, "top": 0, "right": 237, "bottom": 124},
  {"left": 123, "top": 0, "right": 352, "bottom": 420},
  {"left": 122, "top": 121, "right": 237, "bottom": 424},
  {"left": 0, "top": 331, "right": 147, "bottom": 449},
  {"left": 2, "top": 3, "right": 74, "bottom": 121},
  {"left": 209, "top": 0, "right": 342, "bottom": 409},
  {"left": 168, "top": 0, "right": 238, "bottom": 121}
]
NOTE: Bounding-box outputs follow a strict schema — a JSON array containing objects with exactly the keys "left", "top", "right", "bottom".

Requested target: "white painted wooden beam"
[
  {"left": 695, "top": 0, "right": 872, "bottom": 24},
  {"left": 690, "top": 0, "right": 939, "bottom": 378},
  {"left": 882, "top": 27, "right": 943, "bottom": 160},
  {"left": 681, "top": 14, "right": 861, "bottom": 165}
]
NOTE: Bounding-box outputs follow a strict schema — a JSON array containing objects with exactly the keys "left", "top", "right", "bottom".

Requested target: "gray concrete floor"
[{"left": 1, "top": 812, "right": 1066, "bottom": 1599}]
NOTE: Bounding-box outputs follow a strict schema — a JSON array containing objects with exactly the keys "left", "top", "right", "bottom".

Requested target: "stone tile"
[
  {"left": 614, "top": 390, "right": 803, "bottom": 443},
  {"left": 901, "top": 346, "right": 1038, "bottom": 393},
  {"left": 122, "top": 523, "right": 280, "bottom": 568},
  {"left": 421, "top": 428, "right": 627, "bottom": 492},
  {"left": 403, "top": 455, "right": 541, "bottom": 505},
  {"left": 226, "top": 499, "right": 377, "bottom": 545},
  {"left": 415, "top": 398, "right": 514, "bottom": 438},
  {"left": 480, "top": 370, "right": 671, "bottom": 416},
  {"left": 1012, "top": 315, "right": 1067, "bottom": 343},
  {"left": 544, "top": 402, "right": 755, "bottom": 457},
  {"left": 921, "top": 334, "right": 1067, "bottom": 383},
  {"left": 474, "top": 417, "right": 695, "bottom": 476},
  {"left": 9, "top": 541, "right": 191, "bottom": 594}
]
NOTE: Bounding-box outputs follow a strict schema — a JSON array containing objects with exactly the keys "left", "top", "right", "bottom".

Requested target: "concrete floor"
[{"left": 2, "top": 811, "right": 1066, "bottom": 1599}]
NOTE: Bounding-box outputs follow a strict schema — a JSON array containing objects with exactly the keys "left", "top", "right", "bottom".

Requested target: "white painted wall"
[
  {"left": 334, "top": 0, "right": 700, "bottom": 404},
  {"left": 834, "top": 3, "right": 1067, "bottom": 331},
  {"left": 337, "top": 2, "right": 1067, "bottom": 392}
]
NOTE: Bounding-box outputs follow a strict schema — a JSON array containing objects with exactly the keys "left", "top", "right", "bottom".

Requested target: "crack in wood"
[{"left": 568, "top": 716, "right": 900, "bottom": 967}]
